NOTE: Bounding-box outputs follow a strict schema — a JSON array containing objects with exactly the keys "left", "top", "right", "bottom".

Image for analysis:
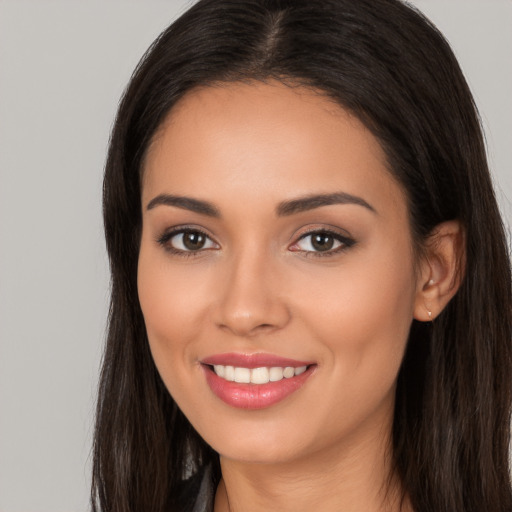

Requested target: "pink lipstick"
[{"left": 201, "top": 352, "right": 316, "bottom": 409}]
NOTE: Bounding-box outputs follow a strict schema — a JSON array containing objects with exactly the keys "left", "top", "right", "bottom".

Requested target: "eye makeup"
[
  {"left": 155, "top": 223, "right": 356, "bottom": 259},
  {"left": 289, "top": 228, "right": 356, "bottom": 258}
]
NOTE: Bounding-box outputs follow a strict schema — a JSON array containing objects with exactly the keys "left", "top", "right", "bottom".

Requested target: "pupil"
[
  {"left": 312, "top": 233, "right": 334, "bottom": 251},
  {"left": 183, "top": 232, "right": 205, "bottom": 250}
]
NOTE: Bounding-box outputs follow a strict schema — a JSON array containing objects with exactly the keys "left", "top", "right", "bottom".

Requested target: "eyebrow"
[
  {"left": 276, "top": 192, "right": 376, "bottom": 216},
  {"left": 146, "top": 194, "right": 220, "bottom": 217},
  {"left": 146, "top": 191, "right": 376, "bottom": 218}
]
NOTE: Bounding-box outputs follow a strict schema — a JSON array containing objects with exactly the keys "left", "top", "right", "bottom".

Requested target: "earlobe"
[{"left": 413, "top": 220, "right": 465, "bottom": 322}]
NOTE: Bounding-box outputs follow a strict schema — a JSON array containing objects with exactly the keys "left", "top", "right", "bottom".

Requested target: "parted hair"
[{"left": 92, "top": 1, "right": 512, "bottom": 511}]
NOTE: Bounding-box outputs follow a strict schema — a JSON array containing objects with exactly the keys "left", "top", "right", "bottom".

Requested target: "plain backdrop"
[{"left": 0, "top": 1, "right": 510, "bottom": 511}]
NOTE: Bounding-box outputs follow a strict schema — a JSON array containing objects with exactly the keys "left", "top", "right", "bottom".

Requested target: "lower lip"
[{"left": 202, "top": 365, "right": 315, "bottom": 410}]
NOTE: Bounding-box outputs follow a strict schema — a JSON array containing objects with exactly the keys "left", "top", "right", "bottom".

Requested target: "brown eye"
[
  {"left": 182, "top": 231, "right": 207, "bottom": 250},
  {"left": 160, "top": 229, "right": 218, "bottom": 253},
  {"left": 290, "top": 230, "right": 355, "bottom": 256},
  {"left": 311, "top": 233, "right": 335, "bottom": 251}
]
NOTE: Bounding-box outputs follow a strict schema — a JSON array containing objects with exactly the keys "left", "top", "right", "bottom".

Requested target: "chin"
[{"left": 195, "top": 413, "right": 311, "bottom": 464}]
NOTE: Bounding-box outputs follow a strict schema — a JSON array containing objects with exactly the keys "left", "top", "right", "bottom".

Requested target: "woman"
[{"left": 92, "top": 0, "right": 512, "bottom": 511}]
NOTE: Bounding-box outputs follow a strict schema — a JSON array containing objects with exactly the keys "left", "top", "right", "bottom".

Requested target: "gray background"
[{"left": 0, "top": 1, "right": 510, "bottom": 511}]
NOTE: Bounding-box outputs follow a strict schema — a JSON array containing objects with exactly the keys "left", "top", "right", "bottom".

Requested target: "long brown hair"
[{"left": 93, "top": 1, "right": 512, "bottom": 510}]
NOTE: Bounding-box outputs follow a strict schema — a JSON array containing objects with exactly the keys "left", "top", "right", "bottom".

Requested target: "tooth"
[
  {"left": 214, "top": 365, "right": 307, "bottom": 384},
  {"left": 283, "top": 367, "right": 295, "bottom": 378},
  {"left": 251, "top": 367, "right": 270, "bottom": 384},
  {"left": 269, "top": 367, "right": 284, "bottom": 382},
  {"left": 234, "top": 367, "right": 251, "bottom": 383},
  {"left": 214, "top": 365, "right": 225, "bottom": 378},
  {"left": 294, "top": 366, "right": 307, "bottom": 376},
  {"left": 224, "top": 365, "right": 235, "bottom": 382}
]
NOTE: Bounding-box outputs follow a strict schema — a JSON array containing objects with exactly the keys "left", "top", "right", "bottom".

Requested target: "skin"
[{"left": 138, "top": 81, "right": 461, "bottom": 512}]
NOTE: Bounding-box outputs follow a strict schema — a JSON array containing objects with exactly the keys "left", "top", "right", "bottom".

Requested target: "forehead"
[{"left": 142, "top": 81, "right": 406, "bottom": 217}]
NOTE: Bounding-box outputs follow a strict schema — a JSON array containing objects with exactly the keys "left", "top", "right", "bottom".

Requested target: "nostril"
[{"left": 216, "top": 320, "right": 282, "bottom": 337}]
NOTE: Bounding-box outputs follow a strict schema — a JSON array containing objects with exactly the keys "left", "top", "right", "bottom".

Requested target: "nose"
[{"left": 214, "top": 248, "right": 291, "bottom": 338}]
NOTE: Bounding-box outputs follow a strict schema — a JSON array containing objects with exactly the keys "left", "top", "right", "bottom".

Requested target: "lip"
[
  {"left": 200, "top": 352, "right": 316, "bottom": 410},
  {"left": 201, "top": 352, "right": 314, "bottom": 369}
]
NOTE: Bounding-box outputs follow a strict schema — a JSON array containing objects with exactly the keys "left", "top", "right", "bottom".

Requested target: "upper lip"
[{"left": 201, "top": 352, "right": 315, "bottom": 369}]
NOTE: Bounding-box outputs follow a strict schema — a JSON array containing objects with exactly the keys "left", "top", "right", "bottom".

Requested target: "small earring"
[{"left": 428, "top": 279, "right": 435, "bottom": 286}]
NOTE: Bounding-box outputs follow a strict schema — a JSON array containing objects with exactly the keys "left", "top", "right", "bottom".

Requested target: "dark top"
[
  {"left": 171, "top": 465, "right": 214, "bottom": 512},
  {"left": 191, "top": 465, "right": 213, "bottom": 512}
]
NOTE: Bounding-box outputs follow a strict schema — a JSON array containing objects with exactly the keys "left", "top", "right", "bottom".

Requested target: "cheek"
[
  {"left": 295, "top": 239, "right": 417, "bottom": 379},
  {"left": 137, "top": 243, "right": 210, "bottom": 392},
  {"left": 137, "top": 230, "right": 214, "bottom": 333},
  {"left": 282, "top": 244, "right": 417, "bottom": 444}
]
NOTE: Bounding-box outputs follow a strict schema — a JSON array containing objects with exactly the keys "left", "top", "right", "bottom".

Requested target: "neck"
[{"left": 214, "top": 419, "right": 411, "bottom": 512}]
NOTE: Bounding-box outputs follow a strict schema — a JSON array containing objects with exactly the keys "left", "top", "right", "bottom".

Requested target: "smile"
[{"left": 200, "top": 353, "right": 316, "bottom": 409}]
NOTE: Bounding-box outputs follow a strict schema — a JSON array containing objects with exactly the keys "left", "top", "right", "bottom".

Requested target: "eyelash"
[
  {"left": 292, "top": 229, "right": 356, "bottom": 258},
  {"left": 156, "top": 227, "right": 356, "bottom": 258},
  {"left": 157, "top": 227, "right": 217, "bottom": 258}
]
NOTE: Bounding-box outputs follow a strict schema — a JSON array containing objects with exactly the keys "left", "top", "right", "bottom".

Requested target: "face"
[{"left": 138, "top": 81, "right": 422, "bottom": 465}]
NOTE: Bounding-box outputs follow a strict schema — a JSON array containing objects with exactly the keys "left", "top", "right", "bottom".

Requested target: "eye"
[
  {"left": 290, "top": 230, "right": 355, "bottom": 255},
  {"left": 158, "top": 228, "right": 219, "bottom": 253}
]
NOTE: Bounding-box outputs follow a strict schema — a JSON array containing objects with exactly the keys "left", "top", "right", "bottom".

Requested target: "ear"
[{"left": 413, "top": 220, "right": 465, "bottom": 322}]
